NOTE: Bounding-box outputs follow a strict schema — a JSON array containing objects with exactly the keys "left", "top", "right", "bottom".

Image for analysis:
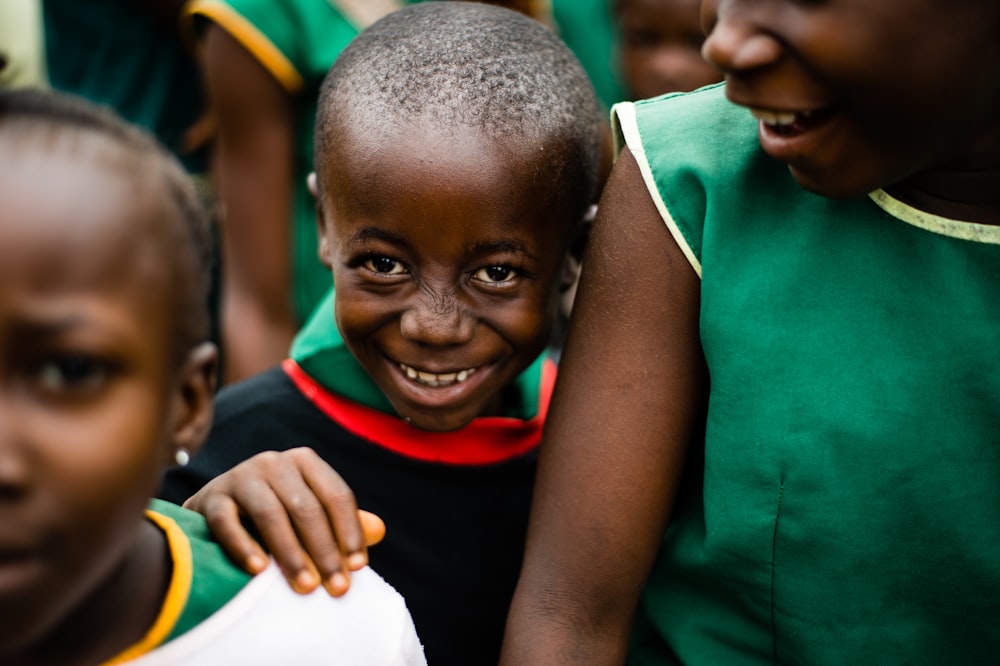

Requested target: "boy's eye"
[
  {"left": 33, "top": 355, "right": 110, "bottom": 396},
  {"left": 473, "top": 265, "right": 517, "bottom": 284},
  {"left": 363, "top": 256, "right": 407, "bottom": 275}
]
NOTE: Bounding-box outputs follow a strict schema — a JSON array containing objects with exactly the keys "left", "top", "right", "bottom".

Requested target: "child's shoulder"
[
  {"left": 615, "top": 82, "right": 758, "bottom": 170},
  {"left": 140, "top": 501, "right": 425, "bottom": 664}
]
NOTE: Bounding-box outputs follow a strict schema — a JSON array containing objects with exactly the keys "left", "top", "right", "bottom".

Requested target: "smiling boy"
[{"left": 160, "top": 4, "right": 602, "bottom": 665}]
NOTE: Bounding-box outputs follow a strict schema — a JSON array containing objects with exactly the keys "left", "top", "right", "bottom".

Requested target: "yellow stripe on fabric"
[
  {"left": 185, "top": 0, "right": 305, "bottom": 93},
  {"left": 328, "top": 0, "right": 403, "bottom": 30},
  {"left": 869, "top": 189, "right": 1000, "bottom": 245},
  {"left": 612, "top": 101, "right": 703, "bottom": 278},
  {"left": 100, "top": 510, "right": 194, "bottom": 665}
]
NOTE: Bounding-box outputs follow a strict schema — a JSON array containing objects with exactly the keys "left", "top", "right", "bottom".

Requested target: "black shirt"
[{"left": 161, "top": 365, "right": 545, "bottom": 666}]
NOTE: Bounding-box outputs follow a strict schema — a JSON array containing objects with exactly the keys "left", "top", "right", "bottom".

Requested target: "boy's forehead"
[
  {"left": 320, "top": 123, "right": 577, "bottom": 245},
  {"left": 327, "top": 119, "right": 567, "bottom": 196},
  {"left": 336, "top": 134, "right": 566, "bottom": 206}
]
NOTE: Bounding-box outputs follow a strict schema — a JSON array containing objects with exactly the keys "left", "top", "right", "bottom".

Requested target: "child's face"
[
  {"left": 702, "top": 0, "right": 1000, "bottom": 199},
  {"left": 318, "top": 125, "right": 576, "bottom": 432},
  {"left": 0, "top": 147, "right": 181, "bottom": 656},
  {"left": 617, "top": 0, "right": 721, "bottom": 100}
]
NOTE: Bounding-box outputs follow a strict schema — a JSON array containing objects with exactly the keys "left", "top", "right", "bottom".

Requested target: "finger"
[
  {"left": 359, "top": 510, "right": 386, "bottom": 547},
  {"left": 187, "top": 491, "right": 269, "bottom": 575},
  {"left": 265, "top": 452, "right": 354, "bottom": 595},
  {"left": 227, "top": 476, "right": 323, "bottom": 594},
  {"left": 294, "top": 451, "right": 366, "bottom": 577}
]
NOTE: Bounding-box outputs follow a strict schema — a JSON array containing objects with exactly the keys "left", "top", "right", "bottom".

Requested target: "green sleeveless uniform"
[
  {"left": 44, "top": 0, "right": 207, "bottom": 174},
  {"left": 615, "top": 84, "right": 1000, "bottom": 665}
]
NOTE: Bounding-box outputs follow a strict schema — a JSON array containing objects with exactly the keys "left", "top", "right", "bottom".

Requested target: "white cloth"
[{"left": 125, "top": 563, "right": 425, "bottom": 665}]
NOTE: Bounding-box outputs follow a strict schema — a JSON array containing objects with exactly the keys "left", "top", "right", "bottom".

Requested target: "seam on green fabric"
[{"left": 769, "top": 478, "right": 784, "bottom": 666}]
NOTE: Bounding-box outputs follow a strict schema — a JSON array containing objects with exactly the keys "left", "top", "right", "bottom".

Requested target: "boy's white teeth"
[
  {"left": 399, "top": 363, "right": 477, "bottom": 387},
  {"left": 751, "top": 108, "right": 798, "bottom": 127}
]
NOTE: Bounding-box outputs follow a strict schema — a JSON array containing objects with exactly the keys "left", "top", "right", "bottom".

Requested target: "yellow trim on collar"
[
  {"left": 869, "top": 189, "right": 1000, "bottom": 244},
  {"left": 100, "top": 510, "right": 194, "bottom": 665},
  {"left": 328, "top": 0, "right": 403, "bottom": 30},
  {"left": 186, "top": 0, "right": 305, "bottom": 94}
]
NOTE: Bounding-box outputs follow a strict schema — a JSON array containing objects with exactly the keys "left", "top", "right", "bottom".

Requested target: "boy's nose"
[
  {"left": 701, "top": 2, "right": 783, "bottom": 74},
  {"left": 400, "top": 297, "right": 476, "bottom": 346}
]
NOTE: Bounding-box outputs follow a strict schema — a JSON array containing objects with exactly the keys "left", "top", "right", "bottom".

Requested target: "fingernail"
[
  {"left": 293, "top": 569, "right": 318, "bottom": 593},
  {"left": 246, "top": 554, "right": 267, "bottom": 573},
  {"left": 347, "top": 552, "right": 367, "bottom": 570},
  {"left": 324, "top": 571, "right": 349, "bottom": 597}
]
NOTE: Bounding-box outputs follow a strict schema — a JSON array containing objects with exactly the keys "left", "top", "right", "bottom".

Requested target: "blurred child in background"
[{"left": 0, "top": 88, "right": 424, "bottom": 666}]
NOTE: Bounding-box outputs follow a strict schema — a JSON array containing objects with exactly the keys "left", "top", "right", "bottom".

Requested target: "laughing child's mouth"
[
  {"left": 750, "top": 106, "right": 836, "bottom": 136},
  {"left": 399, "top": 362, "right": 479, "bottom": 388}
]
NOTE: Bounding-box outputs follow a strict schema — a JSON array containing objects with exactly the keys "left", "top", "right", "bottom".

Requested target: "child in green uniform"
[
  {"left": 0, "top": 88, "right": 424, "bottom": 666},
  {"left": 502, "top": 0, "right": 1000, "bottom": 664}
]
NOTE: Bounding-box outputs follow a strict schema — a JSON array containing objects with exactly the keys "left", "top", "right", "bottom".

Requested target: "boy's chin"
[{"left": 397, "top": 408, "right": 477, "bottom": 433}]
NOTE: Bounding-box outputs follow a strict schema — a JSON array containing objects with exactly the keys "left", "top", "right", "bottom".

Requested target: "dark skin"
[
  {"left": 500, "top": 0, "right": 1000, "bottom": 662},
  {"left": 699, "top": 0, "right": 1000, "bottom": 214},
  {"left": 500, "top": 150, "right": 705, "bottom": 663},
  {"left": 202, "top": 24, "right": 298, "bottom": 384},
  {"left": 183, "top": 122, "right": 585, "bottom": 596},
  {"left": 615, "top": 0, "right": 721, "bottom": 99},
  {"left": 0, "top": 137, "right": 216, "bottom": 665}
]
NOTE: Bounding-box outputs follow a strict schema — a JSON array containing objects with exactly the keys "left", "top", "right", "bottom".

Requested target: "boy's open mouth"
[
  {"left": 750, "top": 106, "right": 836, "bottom": 136},
  {"left": 398, "top": 362, "right": 478, "bottom": 388}
]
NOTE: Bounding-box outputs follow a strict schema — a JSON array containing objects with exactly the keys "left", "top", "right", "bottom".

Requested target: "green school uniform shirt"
[{"left": 615, "top": 84, "right": 1000, "bottom": 665}]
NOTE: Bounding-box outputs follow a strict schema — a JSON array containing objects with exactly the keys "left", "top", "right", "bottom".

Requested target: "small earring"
[{"left": 174, "top": 448, "right": 191, "bottom": 467}]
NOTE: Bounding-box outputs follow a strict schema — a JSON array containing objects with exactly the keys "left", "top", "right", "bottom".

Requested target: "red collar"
[{"left": 282, "top": 358, "right": 554, "bottom": 465}]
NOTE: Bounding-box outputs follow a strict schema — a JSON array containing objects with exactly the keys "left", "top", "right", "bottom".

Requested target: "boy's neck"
[
  {"left": 22, "top": 519, "right": 171, "bottom": 666},
  {"left": 887, "top": 166, "right": 1000, "bottom": 225}
]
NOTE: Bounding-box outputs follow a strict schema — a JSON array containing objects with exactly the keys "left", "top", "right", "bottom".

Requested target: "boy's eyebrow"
[
  {"left": 347, "top": 227, "right": 409, "bottom": 247},
  {"left": 470, "top": 239, "right": 537, "bottom": 261},
  {"left": 347, "top": 228, "right": 538, "bottom": 260}
]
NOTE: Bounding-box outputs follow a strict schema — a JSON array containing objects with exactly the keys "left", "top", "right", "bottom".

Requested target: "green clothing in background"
[
  {"left": 616, "top": 85, "right": 1000, "bottom": 664},
  {"left": 551, "top": 0, "right": 624, "bottom": 108},
  {"left": 43, "top": 0, "right": 207, "bottom": 173},
  {"left": 186, "top": 0, "right": 404, "bottom": 324}
]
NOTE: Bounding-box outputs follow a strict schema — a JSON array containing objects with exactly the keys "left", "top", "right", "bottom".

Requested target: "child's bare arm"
[
  {"left": 501, "top": 149, "right": 706, "bottom": 664},
  {"left": 202, "top": 25, "right": 298, "bottom": 383},
  {"left": 183, "top": 447, "right": 383, "bottom": 597}
]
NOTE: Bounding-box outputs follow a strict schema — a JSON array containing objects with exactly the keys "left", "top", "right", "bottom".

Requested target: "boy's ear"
[
  {"left": 559, "top": 205, "right": 595, "bottom": 293},
  {"left": 558, "top": 206, "right": 595, "bottom": 320},
  {"left": 309, "top": 171, "right": 335, "bottom": 269},
  {"left": 168, "top": 342, "right": 218, "bottom": 466}
]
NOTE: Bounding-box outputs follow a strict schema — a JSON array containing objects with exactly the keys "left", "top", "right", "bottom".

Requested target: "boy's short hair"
[
  {"left": 314, "top": 1, "right": 602, "bottom": 220},
  {"left": 0, "top": 88, "right": 212, "bottom": 362}
]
